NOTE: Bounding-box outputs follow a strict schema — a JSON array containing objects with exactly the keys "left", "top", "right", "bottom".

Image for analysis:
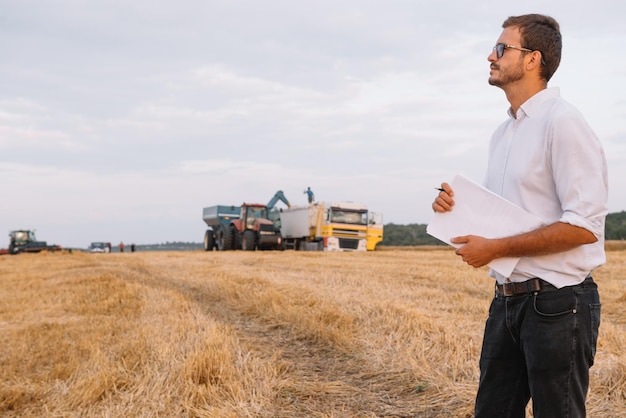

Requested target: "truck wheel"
[
  {"left": 204, "top": 230, "right": 215, "bottom": 251},
  {"left": 242, "top": 230, "right": 256, "bottom": 251}
]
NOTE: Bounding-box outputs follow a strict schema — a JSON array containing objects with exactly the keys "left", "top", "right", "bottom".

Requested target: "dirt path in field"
[
  {"left": 191, "top": 289, "right": 427, "bottom": 418},
  {"left": 128, "top": 258, "right": 437, "bottom": 417}
]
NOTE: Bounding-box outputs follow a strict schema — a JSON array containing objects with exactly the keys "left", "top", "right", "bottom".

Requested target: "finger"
[
  {"left": 451, "top": 236, "right": 468, "bottom": 244},
  {"left": 437, "top": 191, "right": 455, "bottom": 208},
  {"left": 433, "top": 197, "right": 452, "bottom": 212},
  {"left": 440, "top": 182, "right": 454, "bottom": 196}
]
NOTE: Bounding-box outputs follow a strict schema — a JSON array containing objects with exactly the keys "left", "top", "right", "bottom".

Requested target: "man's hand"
[
  {"left": 451, "top": 235, "right": 500, "bottom": 268},
  {"left": 432, "top": 182, "right": 455, "bottom": 213}
]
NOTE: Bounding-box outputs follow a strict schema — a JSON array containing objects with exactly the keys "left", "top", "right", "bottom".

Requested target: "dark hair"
[{"left": 503, "top": 14, "right": 562, "bottom": 82}]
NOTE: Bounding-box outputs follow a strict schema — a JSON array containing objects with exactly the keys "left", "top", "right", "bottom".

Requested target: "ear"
[{"left": 526, "top": 51, "right": 544, "bottom": 71}]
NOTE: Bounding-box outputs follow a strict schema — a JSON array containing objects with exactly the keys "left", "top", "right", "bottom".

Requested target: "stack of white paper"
[{"left": 427, "top": 174, "right": 544, "bottom": 277}]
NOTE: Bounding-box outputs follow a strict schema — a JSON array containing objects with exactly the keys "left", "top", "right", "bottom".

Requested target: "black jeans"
[{"left": 475, "top": 277, "right": 600, "bottom": 418}]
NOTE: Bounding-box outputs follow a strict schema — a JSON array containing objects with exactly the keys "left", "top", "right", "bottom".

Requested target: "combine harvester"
[{"left": 1, "top": 230, "right": 63, "bottom": 255}]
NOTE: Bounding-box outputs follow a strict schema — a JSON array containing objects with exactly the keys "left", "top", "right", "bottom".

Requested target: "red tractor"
[
  {"left": 202, "top": 191, "right": 290, "bottom": 252},
  {"left": 230, "top": 203, "right": 284, "bottom": 251}
]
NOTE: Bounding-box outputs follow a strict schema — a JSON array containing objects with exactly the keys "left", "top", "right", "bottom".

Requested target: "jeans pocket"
[{"left": 533, "top": 290, "right": 577, "bottom": 318}]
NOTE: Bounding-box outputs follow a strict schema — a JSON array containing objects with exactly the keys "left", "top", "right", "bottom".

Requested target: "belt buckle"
[{"left": 501, "top": 282, "right": 515, "bottom": 296}]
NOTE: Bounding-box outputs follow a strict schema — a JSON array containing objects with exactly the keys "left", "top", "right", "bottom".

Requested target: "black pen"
[{"left": 434, "top": 187, "right": 445, "bottom": 192}]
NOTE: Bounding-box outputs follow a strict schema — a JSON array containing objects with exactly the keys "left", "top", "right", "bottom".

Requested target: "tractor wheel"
[
  {"left": 216, "top": 226, "right": 227, "bottom": 251},
  {"left": 222, "top": 226, "right": 235, "bottom": 250},
  {"left": 203, "top": 230, "right": 215, "bottom": 251},
  {"left": 234, "top": 227, "right": 243, "bottom": 250},
  {"left": 242, "top": 230, "right": 256, "bottom": 251}
]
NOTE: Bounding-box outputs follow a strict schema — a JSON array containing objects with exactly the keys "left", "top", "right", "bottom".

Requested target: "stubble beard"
[{"left": 488, "top": 62, "right": 525, "bottom": 87}]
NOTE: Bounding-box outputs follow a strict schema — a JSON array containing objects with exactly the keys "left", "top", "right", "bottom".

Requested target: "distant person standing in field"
[
  {"left": 119, "top": 242, "right": 125, "bottom": 253},
  {"left": 304, "top": 187, "right": 315, "bottom": 204},
  {"left": 432, "top": 14, "right": 607, "bottom": 417}
]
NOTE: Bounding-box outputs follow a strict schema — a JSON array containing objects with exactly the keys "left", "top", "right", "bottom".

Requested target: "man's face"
[{"left": 488, "top": 26, "right": 526, "bottom": 88}]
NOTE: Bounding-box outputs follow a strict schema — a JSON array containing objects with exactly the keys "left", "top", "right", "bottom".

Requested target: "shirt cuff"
[{"left": 560, "top": 211, "right": 604, "bottom": 239}]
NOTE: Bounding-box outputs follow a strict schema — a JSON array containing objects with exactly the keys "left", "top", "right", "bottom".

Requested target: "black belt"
[
  {"left": 496, "top": 278, "right": 544, "bottom": 296},
  {"left": 495, "top": 276, "right": 593, "bottom": 297}
]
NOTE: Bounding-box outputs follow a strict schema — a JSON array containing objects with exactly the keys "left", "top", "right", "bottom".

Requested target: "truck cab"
[{"left": 322, "top": 203, "right": 369, "bottom": 251}]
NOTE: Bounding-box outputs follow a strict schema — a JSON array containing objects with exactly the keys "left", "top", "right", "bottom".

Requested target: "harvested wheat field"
[{"left": 1, "top": 248, "right": 625, "bottom": 417}]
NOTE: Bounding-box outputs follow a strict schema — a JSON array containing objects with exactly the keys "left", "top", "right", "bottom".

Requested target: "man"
[
  {"left": 432, "top": 14, "right": 608, "bottom": 418},
  {"left": 304, "top": 186, "right": 315, "bottom": 204}
]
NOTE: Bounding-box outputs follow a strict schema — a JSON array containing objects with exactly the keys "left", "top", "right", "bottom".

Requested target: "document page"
[{"left": 427, "top": 174, "right": 544, "bottom": 277}]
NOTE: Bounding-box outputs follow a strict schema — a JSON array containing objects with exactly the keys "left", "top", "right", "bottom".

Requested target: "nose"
[{"left": 488, "top": 48, "right": 497, "bottom": 63}]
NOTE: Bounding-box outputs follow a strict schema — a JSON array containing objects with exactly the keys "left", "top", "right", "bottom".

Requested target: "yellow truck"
[{"left": 279, "top": 201, "right": 383, "bottom": 251}]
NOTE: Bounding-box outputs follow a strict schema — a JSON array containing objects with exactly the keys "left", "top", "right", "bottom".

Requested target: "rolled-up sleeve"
[{"left": 552, "top": 110, "right": 608, "bottom": 239}]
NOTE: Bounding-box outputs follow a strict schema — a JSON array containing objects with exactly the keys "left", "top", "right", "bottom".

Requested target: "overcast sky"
[{"left": 1, "top": 1, "right": 625, "bottom": 248}]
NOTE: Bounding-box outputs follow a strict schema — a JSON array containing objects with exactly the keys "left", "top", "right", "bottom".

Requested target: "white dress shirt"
[{"left": 485, "top": 87, "right": 608, "bottom": 288}]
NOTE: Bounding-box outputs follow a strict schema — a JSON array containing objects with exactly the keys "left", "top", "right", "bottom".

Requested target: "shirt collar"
[{"left": 507, "top": 87, "right": 561, "bottom": 119}]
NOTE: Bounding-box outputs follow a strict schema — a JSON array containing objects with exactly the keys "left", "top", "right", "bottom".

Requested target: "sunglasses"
[{"left": 493, "top": 43, "right": 547, "bottom": 66}]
